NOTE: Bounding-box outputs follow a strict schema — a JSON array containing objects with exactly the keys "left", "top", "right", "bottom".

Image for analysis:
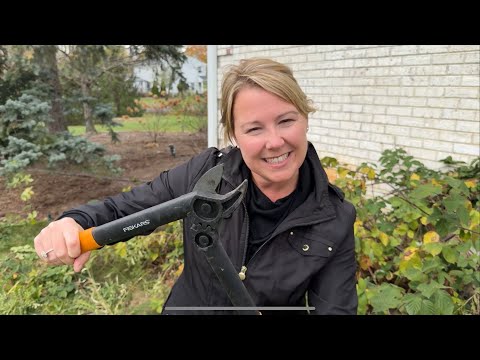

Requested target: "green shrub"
[{"left": 325, "top": 149, "right": 479, "bottom": 315}]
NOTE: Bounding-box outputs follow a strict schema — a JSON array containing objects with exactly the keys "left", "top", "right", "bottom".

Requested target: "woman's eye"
[
  {"left": 246, "top": 127, "right": 260, "bottom": 133},
  {"left": 280, "top": 119, "right": 293, "bottom": 124}
]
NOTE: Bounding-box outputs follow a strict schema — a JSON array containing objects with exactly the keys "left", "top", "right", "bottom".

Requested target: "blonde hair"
[{"left": 220, "top": 58, "right": 316, "bottom": 144}]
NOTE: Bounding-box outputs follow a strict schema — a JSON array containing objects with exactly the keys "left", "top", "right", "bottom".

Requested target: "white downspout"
[{"left": 207, "top": 45, "right": 218, "bottom": 148}]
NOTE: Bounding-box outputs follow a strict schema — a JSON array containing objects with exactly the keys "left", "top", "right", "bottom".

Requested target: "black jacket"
[{"left": 61, "top": 143, "right": 358, "bottom": 315}]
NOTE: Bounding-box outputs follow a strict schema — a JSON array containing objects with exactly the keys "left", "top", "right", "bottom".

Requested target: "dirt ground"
[{"left": 1, "top": 131, "right": 207, "bottom": 221}]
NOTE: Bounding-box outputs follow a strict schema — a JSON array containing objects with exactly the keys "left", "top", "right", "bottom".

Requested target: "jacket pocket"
[{"left": 287, "top": 232, "right": 334, "bottom": 258}]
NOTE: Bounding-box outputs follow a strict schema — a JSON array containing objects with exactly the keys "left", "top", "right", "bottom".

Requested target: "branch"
[
  {"left": 373, "top": 179, "right": 480, "bottom": 236},
  {"left": 56, "top": 47, "right": 72, "bottom": 60},
  {"left": 94, "top": 56, "right": 140, "bottom": 81},
  {"left": 368, "top": 267, "right": 378, "bottom": 285},
  {"left": 376, "top": 180, "right": 431, "bottom": 215},
  {"left": 440, "top": 233, "right": 456, "bottom": 242}
]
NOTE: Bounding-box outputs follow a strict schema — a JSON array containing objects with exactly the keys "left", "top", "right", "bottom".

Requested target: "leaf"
[
  {"left": 419, "top": 299, "right": 436, "bottom": 315},
  {"left": 464, "top": 180, "right": 476, "bottom": 189},
  {"left": 409, "top": 221, "right": 419, "bottom": 231},
  {"left": 444, "top": 176, "right": 469, "bottom": 195},
  {"left": 379, "top": 232, "right": 389, "bottom": 246},
  {"left": 403, "top": 246, "right": 419, "bottom": 261},
  {"left": 410, "top": 173, "right": 420, "bottom": 181},
  {"left": 27, "top": 211, "right": 38, "bottom": 224},
  {"left": 175, "top": 263, "right": 184, "bottom": 277},
  {"left": 423, "top": 242, "right": 443, "bottom": 256},
  {"left": 359, "top": 166, "right": 370, "bottom": 175},
  {"left": 428, "top": 207, "right": 442, "bottom": 225},
  {"left": 433, "top": 291, "right": 455, "bottom": 315},
  {"left": 390, "top": 197, "right": 404, "bottom": 209},
  {"left": 403, "top": 268, "right": 428, "bottom": 282},
  {"left": 357, "top": 292, "right": 368, "bottom": 315},
  {"left": 474, "top": 272, "right": 480, "bottom": 283},
  {"left": 405, "top": 211, "right": 423, "bottom": 223},
  {"left": 354, "top": 220, "right": 364, "bottom": 235},
  {"left": 368, "top": 168, "right": 376, "bottom": 180},
  {"left": 399, "top": 252, "right": 422, "bottom": 274},
  {"left": 456, "top": 255, "right": 470, "bottom": 268},
  {"left": 417, "top": 281, "right": 442, "bottom": 298},
  {"left": 357, "top": 277, "right": 367, "bottom": 292},
  {"left": 369, "top": 283, "right": 404, "bottom": 314},
  {"left": 370, "top": 241, "right": 384, "bottom": 257},
  {"left": 443, "top": 196, "right": 464, "bottom": 213},
  {"left": 423, "top": 231, "right": 440, "bottom": 244},
  {"left": 457, "top": 206, "right": 470, "bottom": 227},
  {"left": 20, "top": 187, "right": 34, "bottom": 202},
  {"left": 409, "top": 184, "right": 443, "bottom": 199},
  {"left": 390, "top": 236, "right": 402, "bottom": 247},
  {"left": 325, "top": 168, "right": 338, "bottom": 182},
  {"left": 404, "top": 295, "right": 422, "bottom": 315},
  {"left": 435, "top": 216, "right": 459, "bottom": 237},
  {"left": 338, "top": 168, "right": 350, "bottom": 179},
  {"left": 395, "top": 223, "right": 409, "bottom": 236},
  {"left": 470, "top": 209, "right": 480, "bottom": 230},
  {"left": 442, "top": 247, "right": 457, "bottom": 264},
  {"left": 422, "top": 257, "right": 444, "bottom": 273},
  {"left": 371, "top": 228, "right": 380, "bottom": 237},
  {"left": 359, "top": 255, "right": 372, "bottom": 270}
]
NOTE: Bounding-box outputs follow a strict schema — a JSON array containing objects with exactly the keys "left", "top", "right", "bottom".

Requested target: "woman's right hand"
[{"left": 33, "top": 217, "right": 91, "bottom": 273}]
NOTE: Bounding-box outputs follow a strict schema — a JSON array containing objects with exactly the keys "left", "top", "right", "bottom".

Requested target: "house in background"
[{"left": 133, "top": 56, "right": 206, "bottom": 95}]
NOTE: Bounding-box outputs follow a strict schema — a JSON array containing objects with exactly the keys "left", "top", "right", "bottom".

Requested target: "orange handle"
[{"left": 79, "top": 227, "right": 102, "bottom": 253}]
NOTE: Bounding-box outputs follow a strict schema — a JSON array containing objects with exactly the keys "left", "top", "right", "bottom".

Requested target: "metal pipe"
[{"left": 207, "top": 45, "right": 218, "bottom": 148}]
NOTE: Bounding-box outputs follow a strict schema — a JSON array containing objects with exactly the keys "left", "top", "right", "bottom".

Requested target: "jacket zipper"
[
  {"left": 238, "top": 202, "right": 249, "bottom": 280},
  {"left": 222, "top": 174, "right": 250, "bottom": 281},
  {"left": 239, "top": 265, "right": 247, "bottom": 281}
]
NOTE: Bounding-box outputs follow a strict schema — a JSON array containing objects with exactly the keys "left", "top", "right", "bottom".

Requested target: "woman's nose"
[{"left": 265, "top": 130, "right": 285, "bottom": 149}]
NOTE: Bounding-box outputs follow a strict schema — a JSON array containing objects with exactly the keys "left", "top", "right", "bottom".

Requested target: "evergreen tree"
[
  {"left": 0, "top": 46, "right": 37, "bottom": 106},
  {"left": 32, "top": 46, "right": 67, "bottom": 133}
]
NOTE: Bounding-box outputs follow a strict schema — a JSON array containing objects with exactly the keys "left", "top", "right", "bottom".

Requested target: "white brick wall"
[{"left": 217, "top": 45, "right": 480, "bottom": 170}]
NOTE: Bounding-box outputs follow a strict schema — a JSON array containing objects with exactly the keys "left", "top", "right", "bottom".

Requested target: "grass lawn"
[
  {"left": 68, "top": 114, "right": 206, "bottom": 136},
  {"left": 138, "top": 97, "right": 158, "bottom": 106}
]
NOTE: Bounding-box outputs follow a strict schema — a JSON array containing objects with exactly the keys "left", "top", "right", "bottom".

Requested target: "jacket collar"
[{"left": 220, "top": 142, "right": 336, "bottom": 226}]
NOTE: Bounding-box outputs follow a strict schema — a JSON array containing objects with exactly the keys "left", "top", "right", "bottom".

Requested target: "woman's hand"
[{"left": 34, "top": 217, "right": 91, "bottom": 272}]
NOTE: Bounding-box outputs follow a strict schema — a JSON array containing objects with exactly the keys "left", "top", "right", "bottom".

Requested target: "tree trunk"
[
  {"left": 48, "top": 49, "right": 67, "bottom": 132},
  {"left": 114, "top": 91, "right": 121, "bottom": 116},
  {"left": 81, "top": 78, "right": 96, "bottom": 134},
  {"left": 34, "top": 46, "right": 68, "bottom": 133}
]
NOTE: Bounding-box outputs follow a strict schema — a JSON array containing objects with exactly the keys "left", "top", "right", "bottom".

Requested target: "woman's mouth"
[{"left": 263, "top": 152, "right": 291, "bottom": 164}]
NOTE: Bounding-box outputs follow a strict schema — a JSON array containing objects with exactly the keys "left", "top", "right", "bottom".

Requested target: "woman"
[{"left": 34, "top": 58, "right": 358, "bottom": 315}]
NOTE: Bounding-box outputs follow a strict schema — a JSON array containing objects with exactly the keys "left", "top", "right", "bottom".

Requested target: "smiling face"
[{"left": 233, "top": 86, "right": 308, "bottom": 198}]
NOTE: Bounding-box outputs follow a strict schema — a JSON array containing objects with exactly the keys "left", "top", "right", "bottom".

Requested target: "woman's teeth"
[{"left": 265, "top": 152, "right": 289, "bottom": 164}]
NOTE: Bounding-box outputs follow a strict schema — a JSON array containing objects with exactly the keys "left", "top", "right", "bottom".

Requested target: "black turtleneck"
[{"left": 245, "top": 159, "right": 313, "bottom": 263}]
